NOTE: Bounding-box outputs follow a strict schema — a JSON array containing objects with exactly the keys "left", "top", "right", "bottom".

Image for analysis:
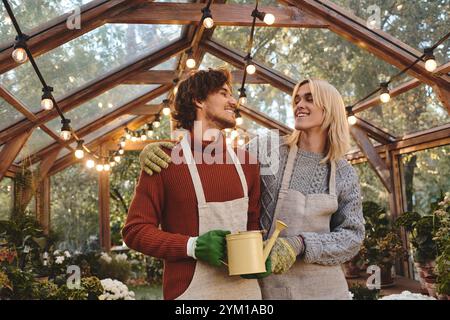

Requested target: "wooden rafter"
[
  {"left": 279, "top": 0, "right": 450, "bottom": 91},
  {"left": 0, "top": 0, "right": 147, "bottom": 75},
  {"left": 353, "top": 117, "right": 396, "bottom": 143},
  {"left": 350, "top": 125, "right": 392, "bottom": 192},
  {"left": 123, "top": 69, "right": 266, "bottom": 85},
  {"left": 110, "top": 2, "right": 328, "bottom": 28},
  {"left": 0, "top": 38, "right": 189, "bottom": 145},
  {"left": 0, "top": 130, "right": 33, "bottom": 181}
]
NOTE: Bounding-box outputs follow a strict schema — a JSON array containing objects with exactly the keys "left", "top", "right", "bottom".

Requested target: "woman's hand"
[{"left": 269, "top": 236, "right": 304, "bottom": 274}]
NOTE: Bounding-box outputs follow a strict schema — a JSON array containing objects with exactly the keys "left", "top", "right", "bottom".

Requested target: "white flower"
[
  {"left": 98, "top": 294, "right": 106, "bottom": 300},
  {"left": 55, "top": 256, "right": 65, "bottom": 264},
  {"left": 115, "top": 253, "right": 128, "bottom": 262},
  {"left": 348, "top": 291, "right": 354, "bottom": 300},
  {"left": 53, "top": 250, "right": 61, "bottom": 256},
  {"left": 100, "top": 279, "right": 135, "bottom": 300},
  {"left": 380, "top": 291, "right": 436, "bottom": 300},
  {"left": 64, "top": 251, "right": 71, "bottom": 258},
  {"left": 100, "top": 253, "right": 112, "bottom": 263}
]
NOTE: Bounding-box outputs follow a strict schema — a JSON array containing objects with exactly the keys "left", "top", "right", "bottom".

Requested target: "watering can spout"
[{"left": 262, "top": 220, "right": 287, "bottom": 261}]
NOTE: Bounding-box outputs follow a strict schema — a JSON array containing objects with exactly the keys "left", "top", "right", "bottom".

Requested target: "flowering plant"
[{"left": 99, "top": 278, "right": 135, "bottom": 300}]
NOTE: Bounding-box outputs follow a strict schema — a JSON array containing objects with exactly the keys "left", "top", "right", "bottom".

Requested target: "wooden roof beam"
[{"left": 0, "top": 130, "right": 33, "bottom": 181}]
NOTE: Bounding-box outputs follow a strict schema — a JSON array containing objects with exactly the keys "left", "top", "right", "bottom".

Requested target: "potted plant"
[
  {"left": 360, "top": 201, "right": 406, "bottom": 287},
  {"left": 433, "top": 192, "right": 449, "bottom": 300}
]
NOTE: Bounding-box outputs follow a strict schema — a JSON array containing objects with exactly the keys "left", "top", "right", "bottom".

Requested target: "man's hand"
[
  {"left": 195, "top": 230, "right": 231, "bottom": 267},
  {"left": 139, "top": 142, "right": 175, "bottom": 176}
]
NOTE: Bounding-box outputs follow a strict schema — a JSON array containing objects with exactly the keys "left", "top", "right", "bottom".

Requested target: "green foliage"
[
  {"left": 349, "top": 283, "right": 379, "bottom": 300},
  {"left": 81, "top": 276, "right": 104, "bottom": 300},
  {"left": 97, "top": 253, "right": 131, "bottom": 283},
  {"left": 432, "top": 193, "right": 450, "bottom": 295},
  {"left": 146, "top": 256, "right": 163, "bottom": 285}
]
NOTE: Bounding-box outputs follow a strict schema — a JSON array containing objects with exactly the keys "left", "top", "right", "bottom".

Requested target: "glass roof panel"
[
  {"left": 45, "top": 85, "right": 158, "bottom": 133},
  {"left": 15, "top": 127, "right": 56, "bottom": 164},
  {"left": 0, "top": 24, "right": 183, "bottom": 112},
  {"left": 0, "top": 96, "right": 26, "bottom": 131}
]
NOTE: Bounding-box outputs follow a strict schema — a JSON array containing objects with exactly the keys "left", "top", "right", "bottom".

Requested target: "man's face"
[{"left": 197, "top": 84, "right": 238, "bottom": 130}]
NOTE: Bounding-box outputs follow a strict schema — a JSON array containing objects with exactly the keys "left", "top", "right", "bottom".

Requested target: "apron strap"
[
  {"left": 280, "top": 144, "right": 298, "bottom": 190},
  {"left": 329, "top": 160, "right": 336, "bottom": 196},
  {"left": 226, "top": 145, "right": 248, "bottom": 198},
  {"left": 180, "top": 136, "right": 207, "bottom": 206}
]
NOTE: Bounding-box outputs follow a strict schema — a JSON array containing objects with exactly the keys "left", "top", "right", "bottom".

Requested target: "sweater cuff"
[
  {"left": 299, "top": 232, "right": 323, "bottom": 264},
  {"left": 187, "top": 237, "right": 198, "bottom": 259}
]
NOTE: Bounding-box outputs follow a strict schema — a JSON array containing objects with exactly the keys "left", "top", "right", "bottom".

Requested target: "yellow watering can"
[{"left": 224, "top": 220, "right": 287, "bottom": 276}]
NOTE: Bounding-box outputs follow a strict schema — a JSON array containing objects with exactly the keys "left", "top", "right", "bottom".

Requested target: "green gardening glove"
[
  {"left": 195, "top": 230, "right": 231, "bottom": 267},
  {"left": 240, "top": 257, "right": 272, "bottom": 279},
  {"left": 139, "top": 142, "right": 175, "bottom": 175}
]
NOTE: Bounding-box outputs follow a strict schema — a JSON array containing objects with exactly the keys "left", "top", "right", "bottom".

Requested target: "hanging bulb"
[
  {"left": 120, "top": 138, "right": 126, "bottom": 148},
  {"left": 201, "top": 7, "right": 214, "bottom": 29},
  {"left": 41, "top": 86, "right": 54, "bottom": 110},
  {"left": 252, "top": 9, "right": 275, "bottom": 26},
  {"left": 238, "top": 87, "right": 247, "bottom": 106},
  {"left": 246, "top": 63, "right": 256, "bottom": 75},
  {"left": 263, "top": 13, "right": 275, "bottom": 25},
  {"left": 147, "top": 129, "right": 154, "bottom": 138},
  {"left": 60, "top": 119, "right": 72, "bottom": 141},
  {"left": 96, "top": 163, "right": 104, "bottom": 172},
  {"left": 185, "top": 49, "right": 196, "bottom": 69},
  {"left": 348, "top": 115, "right": 357, "bottom": 126},
  {"left": 379, "top": 82, "right": 391, "bottom": 103},
  {"left": 86, "top": 159, "right": 95, "bottom": 169},
  {"left": 235, "top": 109, "right": 243, "bottom": 126},
  {"left": 12, "top": 36, "right": 28, "bottom": 64},
  {"left": 104, "top": 163, "right": 111, "bottom": 172},
  {"left": 131, "top": 135, "right": 137, "bottom": 142},
  {"left": 141, "top": 131, "right": 147, "bottom": 141},
  {"left": 153, "top": 115, "right": 161, "bottom": 128},
  {"left": 118, "top": 148, "right": 124, "bottom": 155},
  {"left": 346, "top": 106, "right": 357, "bottom": 126},
  {"left": 114, "top": 155, "right": 121, "bottom": 163},
  {"left": 424, "top": 48, "right": 437, "bottom": 72},
  {"left": 162, "top": 99, "right": 171, "bottom": 116},
  {"left": 238, "top": 138, "right": 245, "bottom": 146},
  {"left": 172, "top": 78, "right": 179, "bottom": 96},
  {"left": 109, "top": 160, "right": 116, "bottom": 168},
  {"left": 125, "top": 128, "right": 131, "bottom": 140},
  {"left": 75, "top": 140, "right": 85, "bottom": 159}
]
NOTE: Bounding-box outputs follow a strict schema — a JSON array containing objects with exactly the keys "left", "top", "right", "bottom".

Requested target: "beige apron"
[
  {"left": 176, "top": 136, "right": 262, "bottom": 300},
  {"left": 260, "top": 144, "right": 350, "bottom": 300}
]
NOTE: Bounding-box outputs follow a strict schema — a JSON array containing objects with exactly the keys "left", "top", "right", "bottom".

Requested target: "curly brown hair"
[{"left": 173, "top": 68, "right": 232, "bottom": 130}]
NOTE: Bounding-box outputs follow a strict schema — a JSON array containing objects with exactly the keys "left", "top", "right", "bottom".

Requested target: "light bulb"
[
  {"left": 425, "top": 58, "right": 437, "bottom": 72},
  {"left": 118, "top": 148, "right": 124, "bottom": 155},
  {"left": 86, "top": 159, "right": 95, "bottom": 169},
  {"left": 236, "top": 116, "right": 243, "bottom": 126},
  {"left": 110, "top": 161, "right": 116, "bottom": 168},
  {"left": 147, "top": 130, "right": 153, "bottom": 138},
  {"left": 104, "top": 164, "right": 110, "bottom": 171},
  {"left": 131, "top": 136, "right": 137, "bottom": 142},
  {"left": 226, "top": 137, "right": 231, "bottom": 145},
  {"left": 12, "top": 47, "right": 27, "bottom": 64},
  {"left": 348, "top": 115, "right": 357, "bottom": 126},
  {"left": 60, "top": 130, "right": 71, "bottom": 141},
  {"left": 186, "top": 58, "right": 196, "bottom": 69},
  {"left": 231, "top": 129, "right": 239, "bottom": 140},
  {"left": 203, "top": 17, "right": 214, "bottom": 29},
  {"left": 153, "top": 121, "right": 160, "bottom": 128},
  {"left": 264, "top": 13, "right": 275, "bottom": 25},
  {"left": 238, "top": 138, "right": 245, "bottom": 146},
  {"left": 120, "top": 140, "right": 126, "bottom": 148},
  {"left": 141, "top": 134, "right": 147, "bottom": 141},
  {"left": 380, "top": 92, "right": 390, "bottom": 103},
  {"left": 41, "top": 98, "right": 53, "bottom": 110},
  {"left": 96, "top": 164, "right": 104, "bottom": 172},
  {"left": 75, "top": 149, "right": 84, "bottom": 159},
  {"left": 125, "top": 133, "right": 131, "bottom": 140},
  {"left": 162, "top": 107, "right": 171, "bottom": 116},
  {"left": 173, "top": 86, "right": 178, "bottom": 96},
  {"left": 114, "top": 155, "right": 121, "bottom": 163},
  {"left": 246, "top": 64, "right": 256, "bottom": 75},
  {"left": 239, "top": 96, "right": 247, "bottom": 105}
]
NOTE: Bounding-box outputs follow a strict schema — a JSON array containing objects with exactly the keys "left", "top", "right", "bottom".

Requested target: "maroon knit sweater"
[{"left": 122, "top": 138, "right": 261, "bottom": 300}]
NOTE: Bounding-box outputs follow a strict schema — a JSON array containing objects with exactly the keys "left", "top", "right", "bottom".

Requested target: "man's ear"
[{"left": 193, "top": 99, "right": 204, "bottom": 109}]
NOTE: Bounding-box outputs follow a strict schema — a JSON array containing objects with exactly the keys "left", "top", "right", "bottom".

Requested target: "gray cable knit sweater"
[{"left": 247, "top": 134, "right": 365, "bottom": 266}]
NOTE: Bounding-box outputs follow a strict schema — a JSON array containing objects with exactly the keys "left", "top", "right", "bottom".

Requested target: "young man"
[{"left": 122, "top": 69, "right": 264, "bottom": 300}]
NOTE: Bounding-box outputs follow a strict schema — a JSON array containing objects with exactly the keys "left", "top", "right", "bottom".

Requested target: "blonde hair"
[{"left": 285, "top": 79, "right": 350, "bottom": 164}]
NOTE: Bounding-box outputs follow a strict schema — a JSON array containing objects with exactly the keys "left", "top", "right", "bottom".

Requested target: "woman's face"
[{"left": 293, "top": 83, "right": 325, "bottom": 132}]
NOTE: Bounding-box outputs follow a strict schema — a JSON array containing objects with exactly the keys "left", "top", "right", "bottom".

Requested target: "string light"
[
  {"left": 141, "top": 130, "right": 147, "bottom": 141},
  {"left": 173, "top": 78, "right": 179, "bottom": 96},
  {"left": 423, "top": 48, "right": 437, "bottom": 72},
  {"left": 86, "top": 159, "right": 95, "bottom": 169},
  {"left": 114, "top": 154, "right": 121, "bottom": 163},
  {"left": 238, "top": 87, "right": 247, "bottom": 106},
  {"left": 118, "top": 147, "right": 124, "bottom": 155},
  {"left": 379, "top": 82, "right": 391, "bottom": 103},
  {"left": 96, "top": 163, "right": 104, "bottom": 172},
  {"left": 75, "top": 140, "right": 85, "bottom": 159},
  {"left": 162, "top": 99, "right": 171, "bottom": 116},
  {"left": 251, "top": 8, "right": 275, "bottom": 26},
  {"left": 120, "top": 137, "right": 126, "bottom": 148},
  {"left": 201, "top": 2, "right": 214, "bottom": 29},
  {"left": 245, "top": 54, "right": 256, "bottom": 75},
  {"left": 153, "top": 114, "right": 161, "bottom": 128},
  {"left": 235, "top": 109, "right": 243, "bottom": 126},
  {"left": 11, "top": 35, "right": 28, "bottom": 64},
  {"left": 103, "top": 163, "right": 111, "bottom": 172},
  {"left": 131, "top": 135, "right": 138, "bottom": 142},
  {"left": 346, "top": 106, "right": 357, "bottom": 126},
  {"left": 60, "top": 119, "right": 72, "bottom": 141},
  {"left": 125, "top": 128, "right": 132, "bottom": 140},
  {"left": 41, "top": 86, "right": 54, "bottom": 110},
  {"left": 185, "top": 48, "right": 196, "bottom": 69}
]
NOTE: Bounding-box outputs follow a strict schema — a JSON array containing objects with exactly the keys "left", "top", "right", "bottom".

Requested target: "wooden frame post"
[{"left": 98, "top": 144, "right": 111, "bottom": 251}]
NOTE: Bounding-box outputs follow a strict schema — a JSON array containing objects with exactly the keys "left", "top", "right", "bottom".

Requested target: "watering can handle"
[{"left": 262, "top": 220, "right": 287, "bottom": 261}]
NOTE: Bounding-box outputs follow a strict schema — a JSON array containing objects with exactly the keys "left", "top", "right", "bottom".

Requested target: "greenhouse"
[{"left": 0, "top": 0, "right": 449, "bottom": 302}]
